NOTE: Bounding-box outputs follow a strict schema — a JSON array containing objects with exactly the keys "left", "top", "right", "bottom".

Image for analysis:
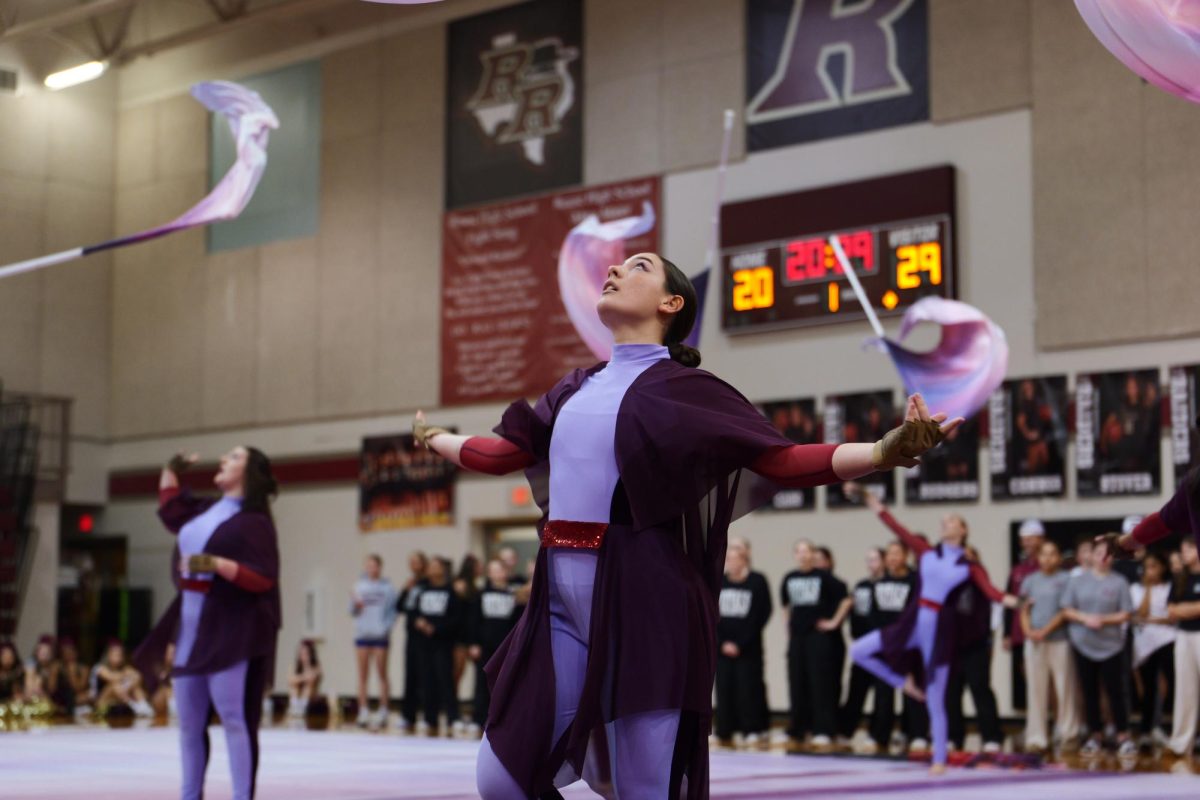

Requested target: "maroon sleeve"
[
  {"left": 460, "top": 436, "right": 537, "bottom": 476},
  {"left": 158, "top": 487, "right": 212, "bottom": 534},
  {"left": 969, "top": 563, "right": 1006, "bottom": 603},
  {"left": 750, "top": 444, "right": 839, "bottom": 488},
  {"left": 878, "top": 510, "right": 931, "bottom": 556},
  {"left": 229, "top": 564, "right": 275, "bottom": 593},
  {"left": 1130, "top": 512, "right": 1171, "bottom": 547}
]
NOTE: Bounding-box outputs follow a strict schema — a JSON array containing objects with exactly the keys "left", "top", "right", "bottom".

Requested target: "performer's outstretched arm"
[{"left": 414, "top": 411, "right": 535, "bottom": 475}]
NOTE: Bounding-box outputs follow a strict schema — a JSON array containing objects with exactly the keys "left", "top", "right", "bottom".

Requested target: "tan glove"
[
  {"left": 872, "top": 419, "right": 945, "bottom": 470},
  {"left": 187, "top": 554, "right": 217, "bottom": 574},
  {"left": 412, "top": 414, "right": 449, "bottom": 450}
]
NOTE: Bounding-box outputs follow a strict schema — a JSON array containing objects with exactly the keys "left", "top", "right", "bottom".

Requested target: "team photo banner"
[
  {"left": 1076, "top": 369, "right": 1162, "bottom": 497},
  {"left": 359, "top": 433, "right": 457, "bottom": 532},
  {"left": 988, "top": 376, "right": 1069, "bottom": 500}
]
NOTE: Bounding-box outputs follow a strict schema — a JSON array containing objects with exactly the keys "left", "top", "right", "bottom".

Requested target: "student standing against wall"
[
  {"left": 716, "top": 546, "right": 773, "bottom": 746},
  {"left": 350, "top": 554, "right": 398, "bottom": 729}
]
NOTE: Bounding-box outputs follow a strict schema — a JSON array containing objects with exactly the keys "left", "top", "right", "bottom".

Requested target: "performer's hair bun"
[
  {"left": 668, "top": 341, "right": 702, "bottom": 368},
  {"left": 660, "top": 256, "right": 701, "bottom": 368}
]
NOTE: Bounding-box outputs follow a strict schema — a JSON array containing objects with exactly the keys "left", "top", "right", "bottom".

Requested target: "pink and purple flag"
[
  {"left": 1075, "top": 0, "right": 1200, "bottom": 103},
  {"left": 868, "top": 296, "right": 1009, "bottom": 422},
  {"left": 0, "top": 80, "right": 278, "bottom": 280},
  {"left": 557, "top": 202, "right": 657, "bottom": 361}
]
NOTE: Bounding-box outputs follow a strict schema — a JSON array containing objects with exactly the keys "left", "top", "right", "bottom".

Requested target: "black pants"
[
  {"left": 788, "top": 632, "right": 837, "bottom": 738},
  {"left": 473, "top": 645, "right": 498, "bottom": 727},
  {"left": 715, "top": 652, "right": 769, "bottom": 738},
  {"left": 1137, "top": 643, "right": 1175, "bottom": 735},
  {"left": 947, "top": 637, "right": 1003, "bottom": 747},
  {"left": 838, "top": 663, "right": 875, "bottom": 738},
  {"left": 401, "top": 632, "right": 423, "bottom": 725},
  {"left": 422, "top": 638, "right": 459, "bottom": 725},
  {"left": 1075, "top": 648, "right": 1130, "bottom": 735}
]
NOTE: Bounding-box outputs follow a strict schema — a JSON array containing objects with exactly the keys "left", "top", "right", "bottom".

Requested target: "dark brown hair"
[
  {"left": 659, "top": 257, "right": 701, "bottom": 368},
  {"left": 241, "top": 446, "right": 278, "bottom": 516},
  {"left": 295, "top": 639, "right": 320, "bottom": 674}
]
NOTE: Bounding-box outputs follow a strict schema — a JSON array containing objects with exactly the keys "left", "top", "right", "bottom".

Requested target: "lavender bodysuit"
[{"left": 478, "top": 343, "right": 680, "bottom": 799}]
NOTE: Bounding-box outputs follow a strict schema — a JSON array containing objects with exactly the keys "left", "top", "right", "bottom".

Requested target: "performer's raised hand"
[
  {"left": 871, "top": 393, "right": 964, "bottom": 470},
  {"left": 168, "top": 452, "right": 200, "bottom": 475}
]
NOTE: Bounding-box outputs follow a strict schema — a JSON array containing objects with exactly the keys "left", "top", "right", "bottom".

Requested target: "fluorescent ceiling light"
[{"left": 44, "top": 61, "right": 107, "bottom": 91}]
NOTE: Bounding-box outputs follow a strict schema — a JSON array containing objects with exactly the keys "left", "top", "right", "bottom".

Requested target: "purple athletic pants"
[
  {"left": 850, "top": 607, "right": 951, "bottom": 765},
  {"left": 175, "top": 659, "right": 262, "bottom": 800},
  {"left": 476, "top": 550, "right": 680, "bottom": 799}
]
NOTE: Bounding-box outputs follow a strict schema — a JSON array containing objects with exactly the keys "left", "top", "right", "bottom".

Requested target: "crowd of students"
[
  {"left": 348, "top": 548, "right": 528, "bottom": 734},
  {"left": 714, "top": 515, "right": 1200, "bottom": 759},
  {"left": 0, "top": 636, "right": 156, "bottom": 719},
  {"left": 10, "top": 524, "right": 1200, "bottom": 759}
]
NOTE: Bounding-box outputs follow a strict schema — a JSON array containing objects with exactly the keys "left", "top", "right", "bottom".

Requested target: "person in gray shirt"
[
  {"left": 350, "top": 554, "right": 398, "bottom": 728},
  {"left": 1062, "top": 537, "right": 1134, "bottom": 756},
  {"left": 1019, "top": 541, "right": 1081, "bottom": 750}
]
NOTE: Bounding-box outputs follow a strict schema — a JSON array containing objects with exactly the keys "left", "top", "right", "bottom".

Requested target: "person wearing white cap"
[{"left": 1005, "top": 519, "right": 1046, "bottom": 715}]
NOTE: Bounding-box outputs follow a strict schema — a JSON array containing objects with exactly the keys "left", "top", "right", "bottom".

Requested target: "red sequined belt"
[
  {"left": 180, "top": 577, "right": 212, "bottom": 593},
  {"left": 543, "top": 520, "right": 607, "bottom": 550},
  {"left": 918, "top": 597, "right": 942, "bottom": 612}
]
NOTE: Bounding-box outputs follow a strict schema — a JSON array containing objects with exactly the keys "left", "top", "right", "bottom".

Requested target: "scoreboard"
[{"left": 721, "top": 166, "right": 957, "bottom": 333}]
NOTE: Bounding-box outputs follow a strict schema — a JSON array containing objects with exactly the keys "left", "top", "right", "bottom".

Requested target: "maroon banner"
[{"left": 441, "top": 176, "right": 660, "bottom": 406}]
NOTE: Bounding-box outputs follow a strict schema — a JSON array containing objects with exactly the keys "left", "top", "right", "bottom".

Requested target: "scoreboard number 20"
[{"left": 732, "top": 266, "right": 774, "bottom": 311}]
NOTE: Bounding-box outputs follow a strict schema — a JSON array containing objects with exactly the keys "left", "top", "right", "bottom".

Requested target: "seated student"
[
  {"left": 59, "top": 637, "right": 92, "bottom": 714},
  {"left": 0, "top": 641, "right": 24, "bottom": 703},
  {"left": 288, "top": 640, "right": 324, "bottom": 717},
  {"left": 1020, "top": 540, "right": 1079, "bottom": 751},
  {"left": 93, "top": 640, "right": 154, "bottom": 718},
  {"left": 24, "top": 635, "right": 71, "bottom": 712},
  {"left": 1062, "top": 537, "right": 1135, "bottom": 756}
]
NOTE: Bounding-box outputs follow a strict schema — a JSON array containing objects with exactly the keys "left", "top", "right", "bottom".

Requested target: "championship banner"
[
  {"left": 446, "top": 0, "right": 583, "bottom": 209},
  {"left": 441, "top": 176, "right": 660, "bottom": 406},
  {"left": 1169, "top": 364, "right": 1199, "bottom": 476},
  {"left": 759, "top": 397, "right": 820, "bottom": 511},
  {"left": 825, "top": 389, "right": 896, "bottom": 508},
  {"left": 745, "top": 0, "right": 929, "bottom": 152},
  {"left": 1076, "top": 369, "right": 1162, "bottom": 497},
  {"left": 359, "top": 434, "right": 457, "bottom": 531},
  {"left": 905, "top": 414, "right": 980, "bottom": 504},
  {"left": 988, "top": 376, "right": 1069, "bottom": 500}
]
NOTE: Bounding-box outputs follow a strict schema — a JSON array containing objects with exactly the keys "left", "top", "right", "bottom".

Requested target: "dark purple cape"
[
  {"left": 877, "top": 546, "right": 991, "bottom": 681},
  {"left": 134, "top": 492, "right": 281, "bottom": 684},
  {"left": 484, "top": 359, "right": 794, "bottom": 799}
]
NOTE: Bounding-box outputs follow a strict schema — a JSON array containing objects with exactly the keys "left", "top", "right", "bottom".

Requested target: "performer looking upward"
[{"left": 416, "top": 252, "right": 960, "bottom": 799}]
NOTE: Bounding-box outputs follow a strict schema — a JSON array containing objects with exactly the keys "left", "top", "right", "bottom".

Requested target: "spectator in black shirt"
[
  {"left": 782, "top": 540, "right": 849, "bottom": 747},
  {"left": 414, "top": 557, "right": 464, "bottom": 735},
  {"left": 876, "top": 541, "right": 925, "bottom": 750},
  {"left": 469, "top": 559, "right": 521, "bottom": 733},
  {"left": 839, "top": 548, "right": 885, "bottom": 747},
  {"left": 1168, "top": 539, "right": 1200, "bottom": 755},
  {"left": 395, "top": 550, "right": 429, "bottom": 733},
  {"left": 716, "top": 546, "right": 773, "bottom": 746}
]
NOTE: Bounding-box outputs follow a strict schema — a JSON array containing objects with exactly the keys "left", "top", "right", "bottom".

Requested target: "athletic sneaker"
[
  {"left": 467, "top": 722, "right": 482, "bottom": 737},
  {"left": 356, "top": 707, "right": 370, "bottom": 727},
  {"left": 373, "top": 707, "right": 389, "bottom": 729},
  {"left": 132, "top": 699, "right": 155, "bottom": 718},
  {"left": 1117, "top": 738, "right": 1138, "bottom": 757},
  {"left": 743, "top": 733, "right": 761, "bottom": 747},
  {"left": 810, "top": 735, "right": 833, "bottom": 748},
  {"left": 982, "top": 741, "right": 1002, "bottom": 754},
  {"left": 451, "top": 720, "right": 467, "bottom": 737},
  {"left": 415, "top": 720, "right": 431, "bottom": 736},
  {"left": 1080, "top": 738, "right": 1102, "bottom": 756},
  {"left": 909, "top": 738, "right": 929, "bottom": 752},
  {"left": 394, "top": 717, "right": 411, "bottom": 733}
]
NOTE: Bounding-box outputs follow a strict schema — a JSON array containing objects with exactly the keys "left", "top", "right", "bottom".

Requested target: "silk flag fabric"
[
  {"left": 1075, "top": 0, "right": 1200, "bottom": 103},
  {"left": 868, "top": 296, "right": 1009, "bottom": 422},
  {"left": 0, "top": 81, "right": 278, "bottom": 280},
  {"left": 557, "top": 201, "right": 656, "bottom": 361}
]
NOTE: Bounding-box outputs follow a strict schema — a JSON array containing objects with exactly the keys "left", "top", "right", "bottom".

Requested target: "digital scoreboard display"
[{"left": 721, "top": 166, "right": 956, "bottom": 333}]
